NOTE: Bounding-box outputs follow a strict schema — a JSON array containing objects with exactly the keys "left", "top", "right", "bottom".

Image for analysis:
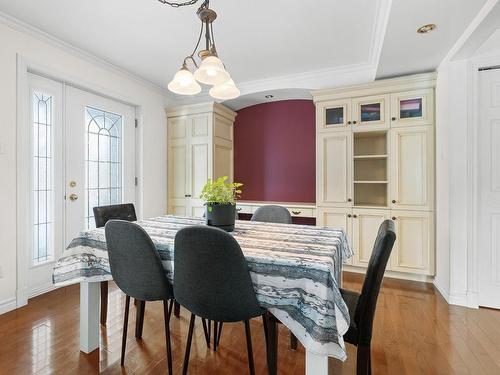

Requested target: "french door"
[
  {"left": 26, "top": 74, "right": 136, "bottom": 297},
  {"left": 64, "top": 86, "right": 136, "bottom": 243}
]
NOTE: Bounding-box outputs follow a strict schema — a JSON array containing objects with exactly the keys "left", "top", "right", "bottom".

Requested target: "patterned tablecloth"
[{"left": 52, "top": 216, "right": 353, "bottom": 359}]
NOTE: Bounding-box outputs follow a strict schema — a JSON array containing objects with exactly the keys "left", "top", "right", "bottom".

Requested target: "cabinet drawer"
[
  {"left": 236, "top": 204, "right": 253, "bottom": 214},
  {"left": 287, "top": 207, "right": 314, "bottom": 218}
]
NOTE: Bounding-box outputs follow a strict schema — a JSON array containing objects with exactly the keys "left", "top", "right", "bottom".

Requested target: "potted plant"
[{"left": 200, "top": 176, "right": 242, "bottom": 232}]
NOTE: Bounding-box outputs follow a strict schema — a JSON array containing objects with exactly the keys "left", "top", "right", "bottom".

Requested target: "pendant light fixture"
[{"left": 159, "top": 0, "right": 239, "bottom": 100}]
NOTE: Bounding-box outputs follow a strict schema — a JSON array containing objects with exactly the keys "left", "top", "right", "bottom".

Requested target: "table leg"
[
  {"left": 80, "top": 281, "right": 100, "bottom": 353},
  {"left": 306, "top": 350, "right": 329, "bottom": 375}
]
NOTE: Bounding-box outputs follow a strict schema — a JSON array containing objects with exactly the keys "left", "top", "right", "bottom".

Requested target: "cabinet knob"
[
  {"left": 352, "top": 121, "right": 357, "bottom": 125},
  {"left": 347, "top": 121, "right": 352, "bottom": 125},
  {"left": 392, "top": 199, "right": 397, "bottom": 204},
  {"left": 392, "top": 117, "right": 397, "bottom": 121},
  {"left": 347, "top": 214, "right": 352, "bottom": 218},
  {"left": 392, "top": 216, "right": 397, "bottom": 220},
  {"left": 353, "top": 214, "right": 358, "bottom": 218},
  {"left": 347, "top": 198, "right": 352, "bottom": 202}
]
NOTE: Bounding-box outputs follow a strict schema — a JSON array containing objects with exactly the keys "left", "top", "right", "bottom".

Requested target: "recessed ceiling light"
[
  {"left": 417, "top": 24, "right": 436, "bottom": 34},
  {"left": 265, "top": 94, "right": 274, "bottom": 99}
]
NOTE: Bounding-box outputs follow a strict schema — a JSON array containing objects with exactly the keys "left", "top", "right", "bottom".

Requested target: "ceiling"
[{"left": 0, "top": 0, "right": 494, "bottom": 108}]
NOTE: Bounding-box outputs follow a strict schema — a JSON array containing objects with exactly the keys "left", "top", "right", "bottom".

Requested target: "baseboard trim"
[
  {"left": 433, "top": 280, "right": 451, "bottom": 304},
  {"left": 0, "top": 298, "right": 17, "bottom": 315},
  {"left": 29, "top": 282, "right": 58, "bottom": 300},
  {"left": 448, "top": 291, "right": 468, "bottom": 307},
  {"left": 344, "top": 265, "right": 434, "bottom": 283}
]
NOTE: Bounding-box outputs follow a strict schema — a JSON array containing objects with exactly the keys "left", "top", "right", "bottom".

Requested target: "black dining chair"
[
  {"left": 251, "top": 205, "right": 292, "bottom": 224},
  {"left": 340, "top": 219, "right": 396, "bottom": 375},
  {"left": 93, "top": 203, "right": 137, "bottom": 325},
  {"left": 174, "top": 225, "right": 267, "bottom": 375},
  {"left": 105, "top": 220, "right": 175, "bottom": 374},
  {"left": 250, "top": 205, "right": 299, "bottom": 350}
]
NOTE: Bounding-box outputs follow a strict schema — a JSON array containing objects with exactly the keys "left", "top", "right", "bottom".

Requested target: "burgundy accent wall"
[{"left": 234, "top": 99, "right": 316, "bottom": 203}]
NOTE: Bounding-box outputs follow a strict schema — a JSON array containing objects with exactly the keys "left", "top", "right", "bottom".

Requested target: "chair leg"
[
  {"left": 163, "top": 300, "right": 173, "bottom": 375},
  {"left": 244, "top": 320, "right": 255, "bottom": 375},
  {"left": 262, "top": 314, "right": 269, "bottom": 351},
  {"left": 174, "top": 300, "right": 181, "bottom": 318},
  {"left": 265, "top": 312, "right": 278, "bottom": 375},
  {"left": 182, "top": 313, "right": 196, "bottom": 375},
  {"left": 217, "top": 322, "right": 223, "bottom": 348},
  {"left": 135, "top": 300, "right": 146, "bottom": 339},
  {"left": 100, "top": 281, "right": 108, "bottom": 325},
  {"left": 201, "top": 318, "right": 210, "bottom": 348},
  {"left": 290, "top": 333, "right": 298, "bottom": 350},
  {"left": 357, "top": 345, "right": 371, "bottom": 375},
  {"left": 121, "top": 295, "right": 131, "bottom": 366}
]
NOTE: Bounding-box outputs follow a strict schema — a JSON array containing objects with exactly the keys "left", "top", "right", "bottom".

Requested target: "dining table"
[{"left": 52, "top": 215, "right": 353, "bottom": 375}]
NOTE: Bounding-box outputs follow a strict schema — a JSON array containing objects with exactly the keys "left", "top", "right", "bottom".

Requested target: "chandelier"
[{"left": 159, "top": 0, "right": 240, "bottom": 100}]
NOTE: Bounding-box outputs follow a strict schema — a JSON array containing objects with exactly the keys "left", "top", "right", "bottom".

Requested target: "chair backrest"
[
  {"left": 174, "top": 225, "right": 263, "bottom": 322},
  {"left": 105, "top": 220, "right": 173, "bottom": 301},
  {"left": 354, "top": 219, "right": 396, "bottom": 345},
  {"left": 250, "top": 205, "right": 292, "bottom": 224},
  {"left": 93, "top": 203, "right": 137, "bottom": 228}
]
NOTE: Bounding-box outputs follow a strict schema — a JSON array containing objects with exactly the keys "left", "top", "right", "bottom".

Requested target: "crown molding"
[
  {"left": 0, "top": 10, "right": 172, "bottom": 98},
  {"left": 439, "top": 0, "right": 499, "bottom": 68},
  {"left": 368, "top": 0, "right": 393, "bottom": 76},
  {"left": 312, "top": 72, "right": 437, "bottom": 102}
]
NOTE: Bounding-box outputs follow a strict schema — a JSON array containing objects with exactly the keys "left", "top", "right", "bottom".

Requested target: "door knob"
[{"left": 69, "top": 194, "right": 78, "bottom": 201}]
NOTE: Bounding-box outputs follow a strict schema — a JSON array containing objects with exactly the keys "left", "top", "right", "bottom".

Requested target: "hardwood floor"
[{"left": 1, "top": 273, "right": 500, "bottom": 374}]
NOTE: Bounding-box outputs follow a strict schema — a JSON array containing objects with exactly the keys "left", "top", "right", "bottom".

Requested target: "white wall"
[
  {"left": 0, "top": 21, "right": 168, "bottom": 312},
  {"left": 435, "top": 29, "right": 500, "bottom": 307},
  {"left": 435, "top": 60, "right": 470, "bottom": 305}
]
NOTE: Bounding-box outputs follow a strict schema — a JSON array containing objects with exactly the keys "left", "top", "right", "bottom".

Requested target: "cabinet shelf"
[{"left": 353, "top": 154, "right": 388, "bottom": 160}]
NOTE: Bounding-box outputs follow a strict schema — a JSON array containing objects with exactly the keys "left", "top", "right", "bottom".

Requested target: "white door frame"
[
  {"left": 466, "top": 52, "right": 500, "bottom": 308},
  {"left": 15, "top": 54, "right": 143, "bottom": 308}
]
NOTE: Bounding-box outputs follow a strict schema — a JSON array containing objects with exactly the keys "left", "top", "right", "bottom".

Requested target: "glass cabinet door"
[
  {"left": 352, "top": 94, "right": 390, "bottom": 130},
  {"left": 391, "top": 89, "right": 433, "bottom": 127},
  {"left": 318, "top": 99, "right": 351, "bottom": 131}
]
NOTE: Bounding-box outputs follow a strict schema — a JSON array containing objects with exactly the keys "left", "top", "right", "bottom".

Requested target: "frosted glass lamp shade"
[
  {"left": 209, "top": 79, "right": 240, "bottom": 100},
  {"left": 194, "top": 55, "right": 230, "bottom": 85},
  {"left": 168, "top": 68, "right": 201, "bottom": 95}
]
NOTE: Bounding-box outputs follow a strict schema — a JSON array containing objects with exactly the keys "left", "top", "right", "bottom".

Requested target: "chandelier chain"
[{"left": 157, "top": 0, "right": 206, "bottom": 8}]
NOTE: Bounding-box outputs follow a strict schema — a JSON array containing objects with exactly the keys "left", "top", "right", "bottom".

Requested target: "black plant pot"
[{"left": 205, "top": 203, "right": 236, "bottom": 232}]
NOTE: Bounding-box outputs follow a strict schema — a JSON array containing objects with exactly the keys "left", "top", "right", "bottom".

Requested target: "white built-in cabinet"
[
  {"left": 313, "top": 73, "right": 436, "bottom": 279},
  {"left": 167, "top": 102, "right": 236, "bottom": 218}
]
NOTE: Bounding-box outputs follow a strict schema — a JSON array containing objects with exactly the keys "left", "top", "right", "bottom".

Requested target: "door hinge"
[
  {"left": 135, "top": 119, "right": 138, "bottom": 128},
  {"left": 135, "top": 177, "right": 138, "bottom": 186}
]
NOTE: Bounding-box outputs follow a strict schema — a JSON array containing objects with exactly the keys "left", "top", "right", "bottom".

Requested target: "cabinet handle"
[
  {"left": 347, "top": 198, "right": 352, "bottom": 202},
  {"left": 347, "top": 214, "right": 352, "bottom": 218},
  {"left": 292, "top": 211, "right": 301, "bottom": 215},
  {"left": 392, "top": 200, "right": 397, "bottom": 204},
  {"left": 392, "top": 216, "right": 397, "bottom": 220},
  {"left": 236, "top": 208, "right": 242, "bottom": 212},
  {"left": 185, "top": 194, "right": 192, "bottom": 198},
  {"left": 392, "top": 117, "right": 397, "bottom": 121}
]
